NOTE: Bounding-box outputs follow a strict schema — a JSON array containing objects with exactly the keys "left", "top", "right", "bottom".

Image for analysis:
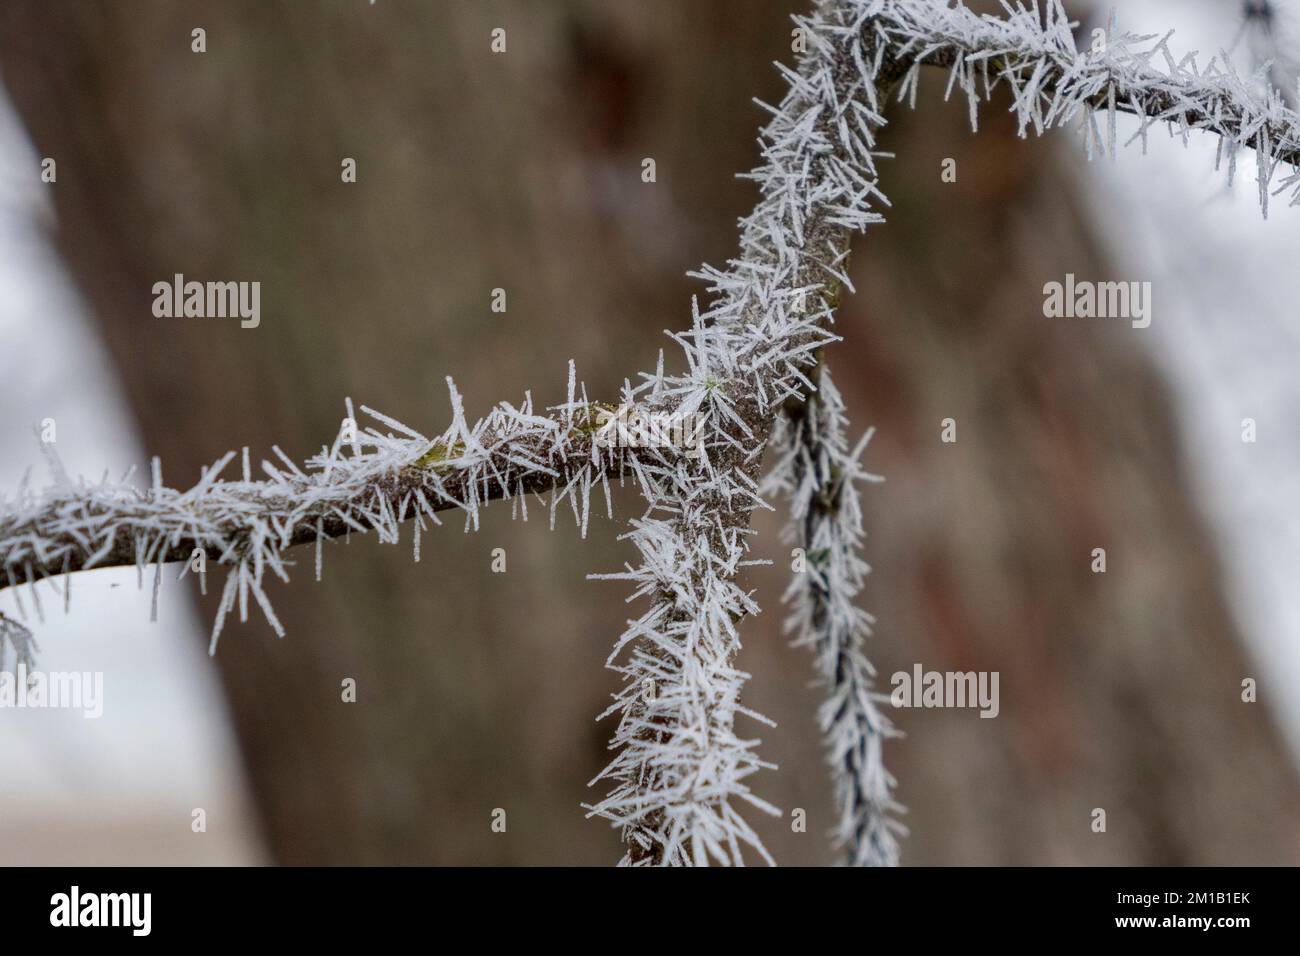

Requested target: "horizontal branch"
[
  {"left": 5, "top": 0, "right": 1299, "bottom": 635},
  {"left": 0, "top": 363, "right": 796, "bottom": 639},
  {"left": 5, "top": 437, "right": 573, "bottom": 579},
  {"left": 883, "top": 0, "right": 1300, "bottom": 211},
  {"left": 0, "top": 382, "right": 684, "bottom": 630}
]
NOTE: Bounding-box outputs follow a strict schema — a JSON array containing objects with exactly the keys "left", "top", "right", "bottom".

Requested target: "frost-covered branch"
[
  {"left": 583, "top": 0, "right": 898, "bottom": 866},
  {"left": 753, "top": 0, "right": 1300, "bottom": 866},
  {"left": 881, "top": 0, "right": 1300, "bottom": 214},
  {"left": 766, "top": 364, "right": 904, "bottom": 866},
  {"left": 597, "top": 0, "right": 1300, "bottom": 867},
  {"left": 0, "top": 377, "right": 651, "bottom": 648}
]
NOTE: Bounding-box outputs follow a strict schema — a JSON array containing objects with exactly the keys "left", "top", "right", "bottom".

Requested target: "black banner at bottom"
[{"left": 0, "top": 866, "right": 1283, "bottom": 942}]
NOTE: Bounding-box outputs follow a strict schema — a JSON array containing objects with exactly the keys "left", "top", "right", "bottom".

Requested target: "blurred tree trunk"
[{"left": 1, "top": 0, "right": 1295, "bottom": 864}]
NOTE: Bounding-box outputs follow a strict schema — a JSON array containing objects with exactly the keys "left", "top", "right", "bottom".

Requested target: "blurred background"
[{"left": 0, "top": 0, "right": 1297, "bottom": 865}]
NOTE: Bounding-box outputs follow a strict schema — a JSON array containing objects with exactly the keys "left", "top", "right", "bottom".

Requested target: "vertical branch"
[
  {"left": 770, "top": 364, "right": 903, "bottom": 865},
  {"left": 586, "top": 1, "right": 899, "bottom": 866}
]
